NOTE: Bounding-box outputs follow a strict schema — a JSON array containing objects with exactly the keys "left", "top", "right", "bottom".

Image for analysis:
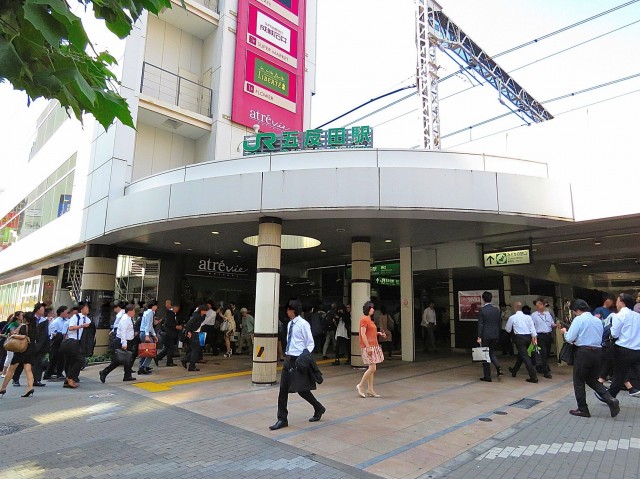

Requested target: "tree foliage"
[{"left": 0, "top": 0, "right": 172, "bottom": 130}]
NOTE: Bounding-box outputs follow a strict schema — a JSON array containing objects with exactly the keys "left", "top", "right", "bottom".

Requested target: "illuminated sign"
[
  {"left": 483, "top": 249, "right": 531, "bottom": 268},
  {"left": 243, "top": 126, "right": 373, "bottom": 154}
]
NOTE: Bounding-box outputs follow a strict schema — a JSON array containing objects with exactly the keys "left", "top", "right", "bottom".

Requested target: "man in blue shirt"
[
  {"left": 44, "top": 306, "right": 69, "bottom": 380},
  {"left": 593, "top": 293, "right": 615, "bottom": 320},
  {"left": 561, "top": 299, "right": 619, "bottom": 418}
]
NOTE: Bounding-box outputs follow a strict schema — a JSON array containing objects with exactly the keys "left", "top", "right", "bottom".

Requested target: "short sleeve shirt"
[{"left": 359, "top": 316, "right": 379, "bottom": 349}]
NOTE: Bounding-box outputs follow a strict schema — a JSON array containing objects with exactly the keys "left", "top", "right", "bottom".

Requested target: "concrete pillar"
[
  {"left": 81, "top": 245, "right": 117, "bottom": 328},
  {"left": 503, "top": 275, "right": 512, "bottom": 307},
  {"left": 448, "top": 272, "right": 455, "bottom": 348},
  {"left": 252, "top": 217, "right": 282, "bottom": 385},
  {"left": 350, "top": 237, "right": 371, "bottom": 367},
  {"left": 400, "top": 247, "right": 415, "bottom": 362}
]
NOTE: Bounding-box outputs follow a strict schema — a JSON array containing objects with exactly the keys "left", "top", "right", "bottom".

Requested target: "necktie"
[{"left": 286, "top": 320, "right": 294, "bottom": 355}]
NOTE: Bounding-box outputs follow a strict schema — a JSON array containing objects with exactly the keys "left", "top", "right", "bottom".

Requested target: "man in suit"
[
  {"left": 477, "top": 291, "right": 503, "bottom": 382},
  {"left": 32, "top": 303, "right": 50, "bottom": 387}
]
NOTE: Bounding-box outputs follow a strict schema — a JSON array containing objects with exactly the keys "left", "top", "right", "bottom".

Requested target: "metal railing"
[
  {"left": 140, "top": 62, "right": 212, "bottom": 117},
  {"left": 191, "top": 0, "right": 219, "bottom": 13}
]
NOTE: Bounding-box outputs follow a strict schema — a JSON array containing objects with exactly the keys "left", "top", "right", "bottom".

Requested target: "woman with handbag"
[
  {"left": 222, "top": 308, "right": 236, "bottom": 358},
  {"left": 1, "top": 312, "right": 37, "bottom": 398},
  {"left": 1, "top": 312, "right": 22, "bottom": 379}
]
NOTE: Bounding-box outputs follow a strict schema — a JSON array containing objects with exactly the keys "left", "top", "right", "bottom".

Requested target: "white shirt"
[
  {"left": 285, "top": 316, "right": 314, "bottom": 356},
  {"left": 113, "top": 309, "right": 125, "bottom": 330},
  {"left": 531, "top": 311, "right": 554, "bottom": 333},
  {"left": 67, "top": 313, "right": 88, "bottom": 340},
  {"left": 116, "top": 315, "right": 135, "bottom": 347},
  {"left": 201, "top": 308, "right": 217, "bottom": 326},
  {"left": 611, "top": 307, "right": 640, "bottom": 350},
  {"left": 505, "top": 311, "right": 537, "bottom": 336},
  {"left": 421, "top": 307, "right": 436, "bottom": 327}
]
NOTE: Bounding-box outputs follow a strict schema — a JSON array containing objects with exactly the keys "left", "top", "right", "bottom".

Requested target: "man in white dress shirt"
[
  {"left": 606, "top": 293, "right": 640, "bottom": 399},
  {"left": 531, "top": 298, "right": 557, "bottom": 379},
  {"left": 99, "top": 304, "right": 137, "bottom": 382},
  {"left": 505, "top": 302, "right": 539, "bottom": 383},
  {"left": 421, "top": 301, "right": 437, "bottom": 353}
]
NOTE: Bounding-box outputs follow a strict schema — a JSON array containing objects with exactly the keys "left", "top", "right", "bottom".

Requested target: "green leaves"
[{"left": 0, "top": 0, "right": 172, "bottom": 130}]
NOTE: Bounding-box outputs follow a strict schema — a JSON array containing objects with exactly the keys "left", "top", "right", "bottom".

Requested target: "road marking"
[
  {"left": 477, "top": 437, "right": 640, "bottom": 460},
  {"left": 132, "top": 358, "right": 335, "bottom": 392}
]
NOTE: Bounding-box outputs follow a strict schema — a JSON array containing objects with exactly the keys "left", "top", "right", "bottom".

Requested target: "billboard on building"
[{"left": 232, "top": 0, "right": 306, "bottom": 133}]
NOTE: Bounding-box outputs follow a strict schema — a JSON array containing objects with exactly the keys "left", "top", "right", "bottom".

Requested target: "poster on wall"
[
  {"left": 458, "top": 290, "right": 500, "bottom": 321},
  {"left": 232, "top": 0, "right": 306, "bottom": 133}
]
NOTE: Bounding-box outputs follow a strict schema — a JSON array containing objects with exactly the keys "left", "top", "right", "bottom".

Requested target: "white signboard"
[
  {"left": 483, "top": 249, "right": 531, "bottom": 268},
  {"left": 256, "top": 10, "right": 291, "bottom": 53}
]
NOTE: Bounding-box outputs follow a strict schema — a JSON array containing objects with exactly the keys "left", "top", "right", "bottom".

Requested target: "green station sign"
[
  {"left": 243, "top": 126, "right": 373, "bottom": 155},
  {"left": 483, "top": 249, "right": 531, "bottom": 268}
]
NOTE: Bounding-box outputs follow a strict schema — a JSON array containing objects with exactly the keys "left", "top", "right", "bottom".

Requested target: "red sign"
[{"left": 232, "top": 0, "right": 306, "bottom": 133}]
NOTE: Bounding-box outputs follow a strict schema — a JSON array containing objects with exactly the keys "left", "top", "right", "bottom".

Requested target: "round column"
[
  {"left": 252, "top": 217, "right": 282, "bottom": 385},
  {"left": 350, "top": 237, "right": 371, "bottom": 367},
  {"left": 81, "top": 245, "right": 117, "bottom": 328}
]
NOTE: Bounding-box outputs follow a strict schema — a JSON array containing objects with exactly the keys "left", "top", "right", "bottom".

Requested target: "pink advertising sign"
[{"left": 232, "top": 0, "right": 306, "bottom": 133}]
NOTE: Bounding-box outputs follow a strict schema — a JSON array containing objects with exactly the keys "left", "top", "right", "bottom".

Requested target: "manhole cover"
[
  {"left": 494, "top": 411, "right": 508, "bottom": 415},
  {"left": 0, "top": 424, "right": 24, "bottom": 436},
  {"left": 479, "top": 417, "right": 492, "bottom": 422},
  {"left": 509, "top": 398, "right": 542, "bottom": 409}
]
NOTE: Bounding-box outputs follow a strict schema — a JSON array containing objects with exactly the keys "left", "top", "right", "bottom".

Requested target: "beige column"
[
  {"left": 400, "top": 247, "right": 415, "bottom": 362},
  {"left": 252, "top": 217, "right": 282, "bottom": 385},
  {"left": 350, "top": 237, "right": 371, "bottom": 367}
]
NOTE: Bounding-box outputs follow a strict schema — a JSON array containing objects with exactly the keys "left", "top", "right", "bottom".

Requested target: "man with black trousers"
[
  {"left": 182, "top": 304, "right": 208, "bottom": 371},
  {"left": 476, "top": 291, "right": 503, "bottom": 382},
  {"left": 32, "top": 303, "right": 49, "bottom": 387},
  {"left": 270, "top": 299, "right": 325, "bottom": 431},
  {"left": 531, "top": 298, "right": 557, "bottom": 379},
  {"left": 505, "top": 302, "right": 539, "bottom": 383},
  {"left": 561, "top": 299, "right": 619, "bottom": 418},
  {"left": 156, "top": 300, "right": 179, "bottom": 366}
]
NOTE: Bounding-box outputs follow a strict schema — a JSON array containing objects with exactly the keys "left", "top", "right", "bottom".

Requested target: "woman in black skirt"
[{"left": 0, "top": 312, "right": 37, "bottom": 397}]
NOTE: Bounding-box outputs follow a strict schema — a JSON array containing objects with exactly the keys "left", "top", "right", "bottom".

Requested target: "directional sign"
[{"left": 483, "top": 249, "right": 531, "bottom": 268}]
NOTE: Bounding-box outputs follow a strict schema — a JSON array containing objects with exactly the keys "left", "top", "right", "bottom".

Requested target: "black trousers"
[
  {"left": 573, "top": 346, "right": 611, "bottom": 412},
  {"left": 598, "top": 344, "right": 615, "bottom": 380},
  {"left": 102, "top": 341, "right": 134, "bottom": 379},
  {"left": 61, "top": 339, "right": 84, "bottom": 381},
  {"left": 185, "top": 335, "right": 201, "bottom": 369},
  {"left": 277, "top": 356, "right": 324, "bottom": 421},
  {"left": 157, "top": 333, "right": 177, "bottom": 365},
  {"left": 335, "top": 336, "right": 350, "bottom": 361},
  {"left": 32, "top": 350, "right": 47, "bottom": 383},
  {"left": 45, "top": 339, "right": 64, "bottom": 378},
  {"left": 481, "top": 338, "right": 501, "bottom": 378},
  {"left": 512, "top": 334, "right": 538, "bottom": 380},
  {"left": 609, "top": 345, "right": 640, "bottom": 397},
  {"left": 536, "top": 332, "right": 552, "bottom": 374},
  {"left": 499, "top": 330, "right": 514, "bottom": 355}
]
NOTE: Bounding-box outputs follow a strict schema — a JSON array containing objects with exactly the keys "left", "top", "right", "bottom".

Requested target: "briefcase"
[
  {"left": 138, "top": 342, "right": 157, "bottom": 358},
  {"left": 114, "top": 348, "right": 133, "bottom": 366},
  {"left": 472, "top": 346, "right": 490, "bottom": 363}
]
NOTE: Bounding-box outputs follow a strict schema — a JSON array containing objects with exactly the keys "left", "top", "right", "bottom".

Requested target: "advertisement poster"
[
  {"left": 458, "top": 290, "right": 500, "bottom": 321},
  {"left": 232, "top": 0, "right": 306, "bottom": 133}
]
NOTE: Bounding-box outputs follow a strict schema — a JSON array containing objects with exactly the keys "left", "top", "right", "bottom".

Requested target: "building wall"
[{"left": 132, "top": 124, "right": 196, "bottom": 180}]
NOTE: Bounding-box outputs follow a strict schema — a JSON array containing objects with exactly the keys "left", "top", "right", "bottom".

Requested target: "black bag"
[
  {"left": 114, "top": 348, "right": 133, "bottom": 366},
  {"left": 559, "top": 342, "right": 575, "bottom": 365}
]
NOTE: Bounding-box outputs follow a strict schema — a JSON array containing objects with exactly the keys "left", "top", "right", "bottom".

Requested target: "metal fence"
[{"left": 141, "top": 62, "right": 212, "bottom": 117}]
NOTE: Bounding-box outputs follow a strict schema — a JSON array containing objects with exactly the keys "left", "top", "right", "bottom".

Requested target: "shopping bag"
[
  {"left": 198, "top": 331, "right": 207, "bottom": 347},
  {"left": 138, "top": 342, "right": 157, "bottom": 358},
  {"left": 472, "top": 346, "right": 490, "bottom": 363}
]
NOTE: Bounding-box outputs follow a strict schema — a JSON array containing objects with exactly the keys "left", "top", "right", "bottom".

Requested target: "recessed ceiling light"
[
  {"left": 320, "top": 249, "right": 327, "bottom": 253},
  {"left": 211, "top": 231, "right": 220, "bottom": 235},
  {"left": 594, "top": 241, "right": 602, "bottom": 246},
  {"left": 232, "top": 249, "right": 239, "bottom": 253},
  {"left": 582, "top": 264, "right": 588, "bottom": 267},
  {"left": 187, "top": 248, "right": 192, "bottom": 251},
  {"left": 174, "top": 241, "right": 182, "bottom": 245},
  {"left": 336, "top": 228, "right": 346, "bottom": 233},
  {"left": 384, "top": 239, "right": 392, "bottom": 243}
]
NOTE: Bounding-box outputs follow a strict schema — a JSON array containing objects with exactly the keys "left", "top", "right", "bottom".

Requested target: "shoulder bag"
[
  {"left": 3, "top": 326, "right": 30, "bottom": 353},
  {"left": 559, "top": 342, "right": 575, "bottom": 365}
]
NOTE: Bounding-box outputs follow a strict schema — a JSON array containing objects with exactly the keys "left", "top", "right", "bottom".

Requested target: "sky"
[{"left": 1, "top": 0, "right": 639, "bottom": 217}]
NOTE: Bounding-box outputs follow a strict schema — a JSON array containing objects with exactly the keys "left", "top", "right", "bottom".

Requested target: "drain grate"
[
  {"left": 0, "top": 424, "right": 24, "bottom": 436},
  {"left": 509, "top": 398, "right": 542, "bottom": 409}
]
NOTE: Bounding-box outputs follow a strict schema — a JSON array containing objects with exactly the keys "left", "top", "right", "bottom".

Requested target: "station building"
[{"left": 1, "top": 0, "right": 639, "bottom": 384}]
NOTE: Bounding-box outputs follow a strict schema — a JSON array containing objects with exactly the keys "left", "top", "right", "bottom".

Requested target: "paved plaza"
[{"left": 0, "top": 352, "right": 638, "bottom": 479}]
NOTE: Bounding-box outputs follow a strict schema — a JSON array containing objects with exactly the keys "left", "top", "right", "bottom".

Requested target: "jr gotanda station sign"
[{"left": 242, "top": 126, "right": 374, "bottom": 155}]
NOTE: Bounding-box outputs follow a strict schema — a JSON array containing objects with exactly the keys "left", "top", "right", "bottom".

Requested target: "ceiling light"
[
  {"left": 594, "top": 241, "right": 602, "bottom": 246},
  {"left": 320, "top": 249, "right": 327, "bottom": 253},
  {"left": 582, "top": 264, "right": 588, "bottom": 267},
  {"left": 211, "top": 231, "right": 220, "bottom": 235},
  {"left": 243, "top": 235, "right": 321, "bottom": 250},
  {"left": 232, "top": 249, "right": 239, "bottom": 253},
  {"left": 174, "top": 241, "right": 181, "bottom": 245},
  {"left": 384, "top": 239, "right": 392, "bottom": 243},
  {"left": 336, "top": 228, "right": 346, "bottom": 233},
  {"left": 187, "top": 248, "right": 192, "bottom": 251}
]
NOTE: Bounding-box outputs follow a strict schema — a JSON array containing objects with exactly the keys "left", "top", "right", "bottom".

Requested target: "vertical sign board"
[{"left": 232, "top": 0, "right": 306, "bottom": 133}]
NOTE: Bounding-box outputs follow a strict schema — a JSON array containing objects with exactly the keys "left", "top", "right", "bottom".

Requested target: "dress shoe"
[
  {"left": 594, "top": 391, "right": 607, "bottom": 403},
  {"left": 480, "top": 377, "right": 492, "bottom": 382},
  {"left": 123, "top": 377, "right": 137, "bottom": 382},
  {"left": 137, "top": 368, "right": 147, "bottom": 375},
  {"left": 509, "top": 367, "right": 517, "bottom": 377},
  {"left": 33, "top": 382, "right": 46, "bottom": 387},
  {"left": 609, "top": 398, "right": 620, "bottom": 418},
  {"left": 269, "top": 420, "right": 288, "bottom": 430},
  {"left": 21, "top": 389, "right": 34, "bottom": 397},
  {"left": 526, "top": 378, "right": 538, "bottom": 383},
  {"left": 153, "top": 357, "right": 159, "bottom": 367},
  {"left": 309, "top": 406, "right": 326, "bottom": 422},
  {"left": 181, "top": 361, "right": 187, "bottom": 369},
  {"left": 12, "top": 381, "right": 20, "bottom": 387},
  {"left": 188, "top": 367, "right": 200, "bottom": 372},
  {"left": 99, "top": 370, "right": 106, "bottom": 384},
  {"left": 569, "top": 409, "right": 591, "bottom": 418},
  {"left": 544, "top": 373, "right": 553, "bottom": 379}
]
